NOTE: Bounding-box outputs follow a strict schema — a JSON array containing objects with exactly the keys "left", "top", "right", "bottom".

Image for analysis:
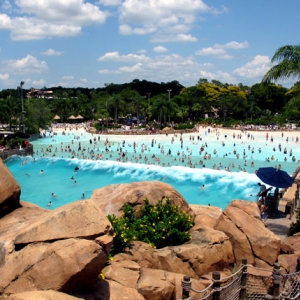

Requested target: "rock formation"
[
  {"left": 190, "top": 204, "right": 222, "bottom": 230},
  {"left": 215, "top": 200, "right": 281, "bottom": 267},
  {"left": 0, "top": 201, "right": 113, "bottom": 297},
  {"left": 281, "top": 232, "right": 300, "bottom": 254},
  {"left": 0, "top": 159, "right": 298, "bottom": 300},
  {"left": 90, "top": 181, "right": 194, "bottom": 217},
  {"left": 0, "top": 159, "right": 21, "bottom": 217}
]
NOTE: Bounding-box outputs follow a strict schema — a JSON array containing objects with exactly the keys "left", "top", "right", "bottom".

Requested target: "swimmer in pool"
[{"left": 51, "top": 193, "right": 57, "bottom": 197}]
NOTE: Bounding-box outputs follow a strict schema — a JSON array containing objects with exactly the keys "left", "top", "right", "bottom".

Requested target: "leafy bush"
[
  {"left": 287, "top": 207, "right": 300, "bottom": 236},
  {"left": 174, "top": 123, "right": 195, "bottom": 130},
  {"left": 107, "top": 198, "right": 194, "bottom": 256}
]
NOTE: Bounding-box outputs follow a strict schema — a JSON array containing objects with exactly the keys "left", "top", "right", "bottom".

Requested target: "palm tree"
[
  {"left": 152, "top": 94, "right": 168, "bottom": 128},
  {"left": 0, "top": 98, "right": 10, "bottom": 125},
  {"left": 262, "top": 45, "right": 300, "bottom": 83},
  {"left": 108, "top": 94, "right": 125, "bottom": 124},
  {"left": 176, "top": 106, "right": 189, "bottom": 122}
]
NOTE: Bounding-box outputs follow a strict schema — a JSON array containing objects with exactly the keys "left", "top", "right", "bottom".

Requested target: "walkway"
[{"left": 265, "top": 174, "right": 300, "bottom": 240}]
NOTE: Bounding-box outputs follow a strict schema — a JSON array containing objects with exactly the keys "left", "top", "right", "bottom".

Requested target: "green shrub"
[
  {"left": 287, "top": 207, "right": 300, "bottom": 236},
  {"left": 174, "top": 123, "right": 194, "bottom": 130},
  {"left": 107, "top": 198, "right": 194, "bottom": 256}
]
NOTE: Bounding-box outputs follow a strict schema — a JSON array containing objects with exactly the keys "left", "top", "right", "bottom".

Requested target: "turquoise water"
[
  {"left": 5, "top": 129, "right": 300, "bottom": 210},
  {"left": 6, "top": 155, "right": 259, "bottom": 210}
]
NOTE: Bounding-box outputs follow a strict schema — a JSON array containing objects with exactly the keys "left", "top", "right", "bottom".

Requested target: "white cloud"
[
  {"left": 1, "top": 0, "right": 109, "bottom": 40},
  {"left": 41, "top": 49, "right": 64, "bottom": 56},
  {"left": 196, "top": 47, "right": 232, "bottom": 59},
  {"left": 98, "top": 0, "right": 122, "bottom": 6},
  {"left": 98, "top": 51, "right": 150, "bottom": 62},
  {"left": 3, "top": 55, "right": 48, "bottom": 74},
  {"left": 119, "top": 0, "right": 225, "bottom": 42},
  {"left": 96, "top": 50, "right": 273, "bottom": 86},
  {"left": 62, "top": 76, "right": 75, "bottom": 80},
  {"left": 153, "top": 46, "right": 168, "bottom": 53},
  {"left": 222, "top": 41, "right": 249, "bottom": 49},
  {"left": 196, "top": 41, "right": 249, "bottom": 59},
  {"left": 98, "top": 69, "right": 113, "bottom": 74},
  {"left": 80, "top": 78, "right": 87, "bottom": 82},
  {"left": 98, "top": 51, "right": 213, "bottom": 85},
  {"left": 233, "top": 55, "right": 271, "bottom": 79},
  {"left": 119, "top": 63, "right": 143, "bottom": 73},
  {"left": 0, "top": 73, "right": 9, "bottom": 80},
  {"left": 137, "top": 49, "right": 147, "bottom": 54},
  {"left": 150, "top": 33, "right": 197, "bottom": 43},
  {"left": 32, "top": 79, "right": 46, "bottom": 86},
  {"left": 119, "top": 24, "right": 156, "bottom": 35}
]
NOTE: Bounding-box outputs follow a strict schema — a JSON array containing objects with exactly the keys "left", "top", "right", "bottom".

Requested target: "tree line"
[{"left": 1, "top": 44, "right": 300, "bottom": 133}]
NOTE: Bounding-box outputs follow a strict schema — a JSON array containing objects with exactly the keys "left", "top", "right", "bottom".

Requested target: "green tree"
[
  {"left": 176, "top": 106, "right": 189, "bottom": 122},
  {"left": 108, "top": 94, "right": 126, "bottom": 124},
  {"left": 152, "top": 94, "right": 168, "bottom": 127},
  {"left": 25, "top": 98, "right": 51, "bottom": 133}
]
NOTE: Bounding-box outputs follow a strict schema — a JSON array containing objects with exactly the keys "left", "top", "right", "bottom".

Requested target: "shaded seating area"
[{"left": 266, "top": 187, "right": 279, "bottom": 217}]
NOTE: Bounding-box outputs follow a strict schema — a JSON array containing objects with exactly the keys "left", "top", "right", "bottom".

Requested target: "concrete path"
[{"left": 265, "top": 202, "right": 291, "bottom": 241}]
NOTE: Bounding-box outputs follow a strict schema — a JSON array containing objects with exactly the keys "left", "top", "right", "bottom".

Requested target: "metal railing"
[{"left": 181, "top": 258, "right": 300, "bottom": 300}]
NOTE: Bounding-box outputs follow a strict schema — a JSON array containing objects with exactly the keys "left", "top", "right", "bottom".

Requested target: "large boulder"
[
  {"left": 6, "top": 290, "right": 83, "bottom": 300},
  {"left": 281, "top": 233, "right": 300, "bottom": 254},
  {"left": 108, "top": 280, "right": 145, "bottom": 300},
  {"left": 110, "top": 228, "right": 234, "bottom": 279},
  {"left": 190, "top": 205, "right": 222, "bottom": 230},
  {"left": 215, "top": 200, "right": 281, "bottom": 266},
  {"left": 171, "top": 229, "right": 234, "bottom": 277},
  {"left": 0, "top": 159, "right": 21, "bottom": 217},
  {"left": 103, "top": 258, "right": 207, "bottom": 300},
  {"left": 90, "top": 181, "right": 193, "bottom": 217},
  {"left": 277, "top": 254, "right": 300, "bottom": 273},
  {"left": 0, "top": 200, "right": 113, "bottom": 297}
]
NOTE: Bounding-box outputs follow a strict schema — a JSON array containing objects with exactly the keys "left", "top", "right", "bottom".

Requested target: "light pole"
[
  {"left": 167, "top": 89, "right": 172, "bottom": 124},
  {"left": 20, "top": 81, "right": 25, "bottom": 133},
  {"left": 146, "top": 92, "right": 151, "bottom": 123}
]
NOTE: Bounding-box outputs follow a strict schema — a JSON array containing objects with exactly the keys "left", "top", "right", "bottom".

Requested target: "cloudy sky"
[{"left": 0, "top": 0, "right": 299, "bottom": 90}]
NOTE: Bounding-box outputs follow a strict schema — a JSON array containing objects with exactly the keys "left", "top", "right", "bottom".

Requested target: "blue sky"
[{"left": 0, "top": 0, "right": 299, "bottom": 91}]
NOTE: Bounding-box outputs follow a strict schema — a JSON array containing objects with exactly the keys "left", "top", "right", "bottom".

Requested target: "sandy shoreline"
[{"left": 50, "top": 123, "right": 300, "bottom": 142}]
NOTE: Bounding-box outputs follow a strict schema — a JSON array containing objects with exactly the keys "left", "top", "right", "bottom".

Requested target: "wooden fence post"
[
  {"left": 240, "top": 258, "right": 248, "bottom": 300},
  {"left": 181, "top": 275, "right": 191, "bottom": 300},
  {"left": 212, "top": 271, "right": 221, "bottom": 300},
  {"left": 272, "top": 262, "right": 282, "bottom": 299}
]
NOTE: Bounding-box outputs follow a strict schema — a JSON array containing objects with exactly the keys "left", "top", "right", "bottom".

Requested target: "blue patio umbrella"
[{"left": 256, "top": 167, "right": 294, "bottom": 188}]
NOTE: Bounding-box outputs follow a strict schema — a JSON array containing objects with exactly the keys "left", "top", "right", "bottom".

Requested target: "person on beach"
[
  {"left": 257, "top": 183, "right": 267, "bottom": 201},
  {"left": 258, "top": 199, "right": 267, "bottom": 226}
]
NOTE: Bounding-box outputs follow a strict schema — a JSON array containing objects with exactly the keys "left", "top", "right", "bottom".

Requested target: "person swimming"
[
  {"left": 74, "top": 166, "right": 79, "bottom": 172},
  {"left": 51, "top": 193, "right": 57, "bottom": 197}
]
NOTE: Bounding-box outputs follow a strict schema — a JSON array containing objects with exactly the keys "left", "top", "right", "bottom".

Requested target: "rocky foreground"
[{"left": 0, "top": 159, "right": 299, "bottom": 300}]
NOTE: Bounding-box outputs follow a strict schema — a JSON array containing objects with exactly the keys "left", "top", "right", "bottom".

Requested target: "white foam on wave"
[{"left": 42, "top": 156, "right": 258, "bottom": 189}]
